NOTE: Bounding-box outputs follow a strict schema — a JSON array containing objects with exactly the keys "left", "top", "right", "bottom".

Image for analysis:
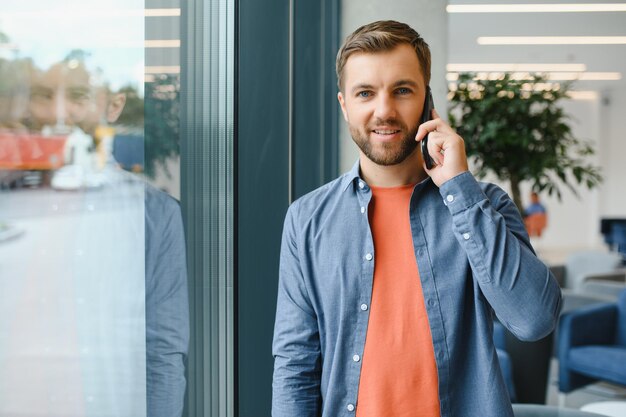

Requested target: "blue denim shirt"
[{"left": 272, "top": 162, "right": 562, "bottom": 417}]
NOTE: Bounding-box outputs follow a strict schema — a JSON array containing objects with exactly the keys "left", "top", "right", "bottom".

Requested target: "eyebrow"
[
  {"left": 351, "top": 83, "right": 374, "bottom": 95},
  {"left": 350, "top": 79, "right": 420, "bottom": 94},
  {"left": 66, "top": 86, "right": 91, "bottom": 94},
  {"left": 392, "top": 79, "right": 419, "bottom": 89}
]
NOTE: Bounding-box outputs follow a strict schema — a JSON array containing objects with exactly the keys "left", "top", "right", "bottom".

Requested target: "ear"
[
  {"left": 106, "top": 93, "right": 126, "bottom": 123},
  {"left": 337, "top": 91, "right": 348, "bottom": 122}
]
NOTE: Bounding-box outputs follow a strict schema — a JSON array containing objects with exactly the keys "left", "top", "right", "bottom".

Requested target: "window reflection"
[{"left": 0, "top": 2, "right": 187, "bottom": 416}]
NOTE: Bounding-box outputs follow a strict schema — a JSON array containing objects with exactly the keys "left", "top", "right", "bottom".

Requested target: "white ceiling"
[{"left": 447, "top": 1, "right": 626, "bottom": 93}]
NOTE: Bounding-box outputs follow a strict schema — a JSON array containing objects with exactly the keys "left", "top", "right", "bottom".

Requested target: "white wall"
[
  {"left": 598, "top": 86, "right": 626, "bottom": 218},
  {"left": 339, "top": 0, "right": 448, "bottom": 172},
  {"left": 518, "top": 99, "right": 601, "bottom": 251}
]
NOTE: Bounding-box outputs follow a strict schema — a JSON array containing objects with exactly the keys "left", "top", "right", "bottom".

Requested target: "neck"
[{"left": 359, "top": 149, "right": 427, "bottom": 187}]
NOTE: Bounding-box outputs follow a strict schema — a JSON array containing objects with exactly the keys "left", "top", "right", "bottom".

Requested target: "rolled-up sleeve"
[
  {"left": 439, "top": 172, "right": 562, "bottom": 341},
  {"left": 272, "top": 202, "right": 322, "bottom": 417}
]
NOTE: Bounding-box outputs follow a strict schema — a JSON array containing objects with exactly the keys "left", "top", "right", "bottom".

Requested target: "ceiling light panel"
[
  {"left": 446, "top": 63, "right": 587, "bottom": 72},
  {"left": 477, "top": 36, "right": 626, "bottom": 45},
  {"left": 447, "top": 4, "right": 626, "bottom": 13}
]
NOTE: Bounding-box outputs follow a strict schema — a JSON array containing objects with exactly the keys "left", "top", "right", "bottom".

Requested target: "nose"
[
  {"left": 53, "top": 91, "right": 70, "bottom": 125},
  {"left": 372, "top": 93, "right": 397, "bottom": 121}
]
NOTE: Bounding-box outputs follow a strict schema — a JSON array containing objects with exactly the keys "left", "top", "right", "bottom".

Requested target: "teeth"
[{"left": 374, "top": 130, "right": 398, "bottom": 135}]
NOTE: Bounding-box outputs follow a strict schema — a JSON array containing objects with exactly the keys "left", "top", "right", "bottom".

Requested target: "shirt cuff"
[{"left": 438, "top": 171, "right": 488, "bottom": 215}]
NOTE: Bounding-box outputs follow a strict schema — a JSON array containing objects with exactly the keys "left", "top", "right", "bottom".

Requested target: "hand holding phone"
[
  {"left": 420, "top": 87, "right": 435, "bottom": 170},
  {"left": 415, "top": 90, "right": 470, "bottom": 187}
]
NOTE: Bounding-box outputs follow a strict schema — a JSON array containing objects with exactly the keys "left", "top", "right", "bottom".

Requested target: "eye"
[
  {"left": 396, "top": 87, "right": 411, "bottom": 95},
  {"left": 31, "top": 89, "right": 54, "bottom": 101},
  {"left": 68, "top": 89, "right": 91, "bottom": 102},
  {"left": 357, "top": 91, "right": 372, "bottom": 98}
]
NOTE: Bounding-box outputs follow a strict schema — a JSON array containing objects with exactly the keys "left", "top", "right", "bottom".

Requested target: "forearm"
[
  {"left": 272, "top": 203, "right": 322, "bottom": 416},
  {"left": 272, "top": 307, "right": 323, "bottom": 417},
  {"left": 272, "top": 357, "right": 322, "bottom": 417}
]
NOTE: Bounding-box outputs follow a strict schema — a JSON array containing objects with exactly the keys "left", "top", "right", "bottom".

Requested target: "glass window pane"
[{"left": 0, "top": 1, "right": 186, "bottom": 416}]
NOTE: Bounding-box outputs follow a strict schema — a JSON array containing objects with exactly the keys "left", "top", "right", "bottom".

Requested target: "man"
[
  {"left": 272, "top": 20, "right": 561, "bottom": 417},
  {"left": 525, "top": 192, "right": 548, "bottom": 237}
]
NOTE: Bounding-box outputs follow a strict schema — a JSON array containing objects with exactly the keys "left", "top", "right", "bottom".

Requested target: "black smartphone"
[{"left": 420, "top": 87, "right": 435, "bottom": 169}]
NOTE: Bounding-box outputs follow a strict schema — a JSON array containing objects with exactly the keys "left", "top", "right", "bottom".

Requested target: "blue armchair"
[{"left": 558, "top": 288, "right": 626, "bottom": 394}]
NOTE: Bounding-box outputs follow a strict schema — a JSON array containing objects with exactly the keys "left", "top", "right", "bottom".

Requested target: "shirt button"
[
  {"left": 353, "top": 354, "right": 360, "bottom": 362},
  {"left": 360, "top": 303, "right": 368, "bottom": 311},
  {"left": 358, "top": 181, "right": 365, "bottom": 189},
  {"left": 463, "top": 233, "right": 471, "bottom": 240},
  {"left": 347, "top": 404, "right": 355, "bottom": 412},
  {"left": 360, "top": 206, "right": 365, "bottom": 214},
  {"left": 427, "top": 299, "right": 435, "bottom": 307},
  {"left": 365, "top": 253, "right": 373, "bottom": 261},
  {"left": 446, "top": 194, "right": 454, "bottom": 203}
]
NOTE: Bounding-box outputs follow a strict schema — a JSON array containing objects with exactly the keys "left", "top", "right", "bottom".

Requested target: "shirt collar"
[
  {"left": 341, "top": 160, "right": 362, "bottom": 192},
  {"left": 340, "top": 159, "right": 435, "bottom": 192}
]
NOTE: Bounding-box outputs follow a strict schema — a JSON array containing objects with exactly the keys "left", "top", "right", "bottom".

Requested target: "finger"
[
  {"left": 428, "top": 133, "right": 445, "bottom": 166},
  {"left": 428, "top": 111, "right": 457, "bottom": 136},
  {"left": 415, "top": 119, "right": 440, "bottom": 142}
]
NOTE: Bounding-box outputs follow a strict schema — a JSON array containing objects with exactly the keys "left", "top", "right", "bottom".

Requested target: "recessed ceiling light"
[
  {"left": 478, "top": 36, "right": 626, "bottom": 45},
  {"left": 567, "top": 91, "right": 599, "bottom": 100},
  {"left": 559, "top": 72, "right": 622, "bottom": 81},
  {"left": 447, "top": 4, "right": 626, "bottom": 13},
  {"left": 145, "top": 8, "right": 181, "bottom": 17},
  {"left": 145, "top": 66, "right": 181, "bottom": 74},
  {"left": 448, "top": 81, "right": 599, "bottom": 101},
  {"left": 145, "top": 40, "right": 181, "bottom": 48},
  {"left": 446, "top": 63, "right": 587, "bottom": 72},
  {"left": 0, "top": 9, "right": 180, "bottom": 19},
  {"left": 447, "top": 72, "right": 621, "bottom": 81}
]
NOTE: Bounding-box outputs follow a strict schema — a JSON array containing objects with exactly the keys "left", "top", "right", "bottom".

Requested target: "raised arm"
[
  {"left": 439, "top": 173, "right": 562, "bottom": 341},
  {"left": 416, "top": 110, "right": 561, "bottom": 341}
]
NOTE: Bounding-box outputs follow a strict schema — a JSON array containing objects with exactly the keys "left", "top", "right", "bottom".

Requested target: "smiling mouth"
[{"left": 372, "top": 129, "right": 400, "bottom": 135}]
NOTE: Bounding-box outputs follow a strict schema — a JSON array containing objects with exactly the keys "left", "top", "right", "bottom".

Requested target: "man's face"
[
  {"left": 338, "top": 43, "right": 426, "bottom": 166},
  {"left": 28, "top": 62, "right": 108, "bottom": 134}
]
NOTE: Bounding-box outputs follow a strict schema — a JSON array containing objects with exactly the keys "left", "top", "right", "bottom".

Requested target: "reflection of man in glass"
[
  {"left": 0, "top": 57, "right": 189, "bottom": 417},
  {"left": 27, "top": 60, "right": 125, "bottom": 136},
  {"left": 26, "top": 60, "right": 127, "bottom": 176}
]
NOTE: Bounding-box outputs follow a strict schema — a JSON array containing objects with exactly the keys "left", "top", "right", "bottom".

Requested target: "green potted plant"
[{"left": 447, "top": 73, "right": 602, "bottom": 214}]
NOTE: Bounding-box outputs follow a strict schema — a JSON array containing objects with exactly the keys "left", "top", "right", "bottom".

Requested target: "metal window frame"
[
  {"left": 180, "top": 0, "right": 340, "bottom": 415},
  {"left": 180, "top": 0, "right": 236, "bottom": 416}
]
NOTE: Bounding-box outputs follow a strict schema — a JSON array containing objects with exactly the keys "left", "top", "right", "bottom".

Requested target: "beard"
[{"left": 349, "top": 118, "right": 419, "bottom": 166}]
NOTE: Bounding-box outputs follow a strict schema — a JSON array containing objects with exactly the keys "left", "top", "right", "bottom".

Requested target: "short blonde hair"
[{"left": 336, "top": 20, "right": 431, "bottom": 91}]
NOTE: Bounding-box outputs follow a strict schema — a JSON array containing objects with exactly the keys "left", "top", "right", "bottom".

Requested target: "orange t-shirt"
[{"left": 356, "top": 183, "right": 441, "bottom": 417}]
